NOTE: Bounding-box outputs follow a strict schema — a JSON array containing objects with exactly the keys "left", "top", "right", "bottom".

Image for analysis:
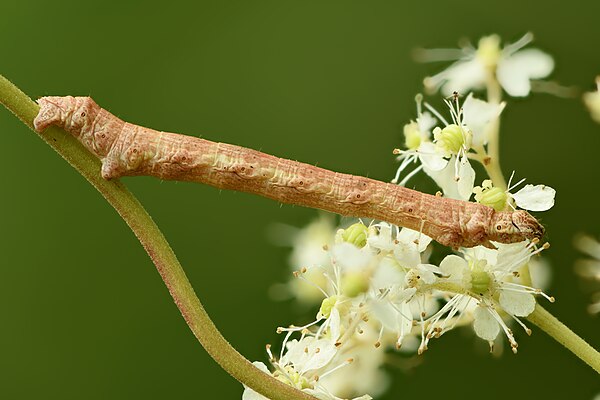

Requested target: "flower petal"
[
  {"left": 499, "top": 290, "right": 536, "bottom": 317},
  {"left": 497, "top": 49, "right": 554, "bottom": 97},
  {"left": 423, "top": 156, "right": 462, "bottom": 200},
  {"left": 418, "top": 142, "right": 448, "bottom": 171},
  {"left": 417, "top": 111, "right": 437, "bottom": 137},
  {"left": 332, "top": 243, "right": 372, "bottom": 271},
  {"left": 439, "top": 254, "right": 469, "bottom": 282},
  {"left": 427, "top": 59, "right": 487, "bottom": 96},
  {"left": 328, "top": 307, "right": 341, "bottom": 340},
  {"left": 396, "top": 227, "right": 432, "bottom": 252},
  {"left": 473, "top": 306, "right": 500, "bottom": 341},
  {"left": 457, "top": 155, "right": 476, "bottom": 201},
  {"left": 512, "top": 184, "right": 556, "bottom": 211},
  {"left": 462, "top": 93, "right": 506, "bottom": 147}
]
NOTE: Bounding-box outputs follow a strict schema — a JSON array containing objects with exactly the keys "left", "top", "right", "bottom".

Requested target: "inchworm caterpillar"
[{"left": 33, "top": 96, "right": 544, "bottom": 248}]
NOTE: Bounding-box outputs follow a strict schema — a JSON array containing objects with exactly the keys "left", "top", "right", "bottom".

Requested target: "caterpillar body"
[{"left": 33, "top": 96, "right": 544, "bottom": 248}]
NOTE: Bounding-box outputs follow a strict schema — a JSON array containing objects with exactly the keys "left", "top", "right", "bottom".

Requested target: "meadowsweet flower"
[
  {"left": 284, "top": 216, "right": 337, "bottom": 304},
  {"left": 421, "top": 241, "right": 554, "bottom": 353},
  {"left": 583, "top": 77, "right": 600, "bottom": 124},
  {"left": 419, "top": 33, "right": 554, "bottom": 97},
  {"left": 242, "top": 338, "right": 365, "bottom": 400},
  {"left": 394, "top": 93, "right": 502, "bottom": 200},
  {"left": 473, "top": 174, "right": 556, "bottom": 212},
  {"left": 392, "top": 95, "right": 443, "bottom": 185}
]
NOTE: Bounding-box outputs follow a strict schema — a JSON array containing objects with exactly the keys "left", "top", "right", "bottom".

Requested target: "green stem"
[
  {"left": 0, "top": 75, "right": 315, "bottom": 400},
  {"left": 484, "top": 73, "right": 508, "bottom": 191},
  {"left": 527, "top": 304, "right": 600, "bottom": 374}
]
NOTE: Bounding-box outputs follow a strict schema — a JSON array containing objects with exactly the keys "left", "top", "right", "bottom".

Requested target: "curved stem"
[
  {"left": 0, "top": 75, "right": 315, "bottom": 400},
  {"left": 527, "top": 304, "right": 600, "bottom": 374}
]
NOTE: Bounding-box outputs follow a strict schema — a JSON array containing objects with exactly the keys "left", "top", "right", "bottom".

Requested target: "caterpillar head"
[{"left": 489, "top": 210, "right": 545, "bottom": 244}]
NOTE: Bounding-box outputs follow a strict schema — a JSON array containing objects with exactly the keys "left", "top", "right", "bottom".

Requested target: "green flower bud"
[
  {"left": 319, "top": 295, "right": 338, "bottom": 319},
  {"left": 476, "top": 34, "right": 501, "bottom": 69},
  {"left": 341, "top": 222, "right": 368, "bottom": 248},
  {"left": 470, "top": 260, "right": 491, "bottom": 295},
  {"left": 341, "top": 272, "right": 370, "bottom": 298},
  {"left": 473, "top": 179, "right": 508, "bottom": 211},
  {"left": 434, "top": 124, "right": 471, "bottom": 155},
  {"left": 403, "top": 121, "right": 421, "bottom": 150},
  {"left": 274, "top": 367, "right": 312, "bottom": 389}
]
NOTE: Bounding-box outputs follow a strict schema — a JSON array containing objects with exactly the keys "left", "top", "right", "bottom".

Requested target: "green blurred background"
[{"left": 1, "top": 1, "right": 598, "bottom": 398}]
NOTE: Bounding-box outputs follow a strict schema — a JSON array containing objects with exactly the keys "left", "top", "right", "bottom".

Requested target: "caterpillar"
[{"left": 33, "top": 96, "right": 544, "bottom": 248}]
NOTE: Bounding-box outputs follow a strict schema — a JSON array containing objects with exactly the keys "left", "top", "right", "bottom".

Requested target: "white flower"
[
  {"left": 421, "top": 33, "right": 554, "bottom": 97},
  {"left": 511, "top": 184, "right": 556, "bottom": 212},
  {"left": 395, "top": 94, "right": 501, "bottom": 200},
  {"left": 242, "top": 337, "right": 352, "bottom": 400},
  {"left": 583, "top": 77, "right": 600, "bottom": 124},
  {"left": 420, "top": 241, "right": 554, "bottom": 353},
  {"left": 462, "top": 93, "right": 505, "bottom": 147},
  {"left": 285, "top": 216, "right": 337, "bottom": 304},
  {"left": 392, "top": 95, "right": 442, "bottom": 186},
  {"left": 473, "top": 174, "right": 556, "bottom": 212}
]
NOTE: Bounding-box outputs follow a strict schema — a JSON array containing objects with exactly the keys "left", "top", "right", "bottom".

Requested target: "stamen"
[
  {"left": 266, "top": 344, "right": 274, "bottom": 360},
  {"left": 295, "top": 274, "right": 329, "bottom": 298},
  {"left": 486, "top": 304, "right": 519, "bottom": 353},
  {"left": 424, "top": 101, "right": 450, "bottom": 126},
  {"left": 503, "top": 32, "right": 534, "bottom": 56},
  {"left": 398, "top": 164, "right": 423, "bottom": 186},
  {"left": 318, "top": 358, "right": 354, "bottom": 379},
  {"left": 507, "top": 313, "right": 532, "bottom": 336},
  {"left": 413, "top": 47, "right": 468, "bottom": 62}
]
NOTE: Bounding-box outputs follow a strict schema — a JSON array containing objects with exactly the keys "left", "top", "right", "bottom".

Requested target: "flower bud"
[
  {"left": 434, "top": 124, "right": 471, "bottom": 156},
  {"left": 403, "top": 121, "right": 421, "bottom": 150},
  {"left": 341, "top": 222, "right": 368, "bottom": 248},
  {"left": 476, "top": 34, "right": 501, "bottom": 69},
  {"left": 470, "top": 260, "right": 491, "bottom": 295},
  {"left": 319, "top": 295, "right": 338, "bottom": 319},
  {"left": 473, "top": 179, "right": 508, "bottom": 211}
]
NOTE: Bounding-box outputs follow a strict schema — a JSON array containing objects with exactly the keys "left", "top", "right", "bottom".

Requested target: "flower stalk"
[
  {"left": 0, "top": 74, "right": 316, "bottom": 400},
  {"left": 527, "top": 304, "right": 600, "bottom": 373}
]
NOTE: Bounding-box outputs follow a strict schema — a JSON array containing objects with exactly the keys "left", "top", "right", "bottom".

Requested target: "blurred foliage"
[{"left": 0, "top": 1, "right": 598, "bottom": 398}]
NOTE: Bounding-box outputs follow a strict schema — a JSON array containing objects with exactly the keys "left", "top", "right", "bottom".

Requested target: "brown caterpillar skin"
[{"left": 33, "top": 96, "right": 544, "bottom": 248}]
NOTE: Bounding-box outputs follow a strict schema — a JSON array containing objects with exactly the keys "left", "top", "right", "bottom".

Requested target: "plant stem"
[
  {"left": 527, "top": 304, "right": 600, "bottom": 374},
  {"left": 0, "top": 74, "right": 315, "bottom": 400},
  {"left": 484, "top": 72, "right": 508, "bottom": 191}
]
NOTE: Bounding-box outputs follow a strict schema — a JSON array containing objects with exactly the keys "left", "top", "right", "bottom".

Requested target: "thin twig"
[{"left": 0, "top": 74, "right": 316, "bottom": 400}]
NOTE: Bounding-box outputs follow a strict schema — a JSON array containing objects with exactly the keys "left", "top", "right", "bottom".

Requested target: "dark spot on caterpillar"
[
  {"left": 182, "top": 156, "right": 187, "bottom": 161},
  {"left": 101, "top": 134, "right": 106, "bottom": 138},
  {"left": 356, "top": 194, "right": 361, "bottom": 198},
  {"left": 250, "top": 165, "right": 254, "bottom": 169},
  {"left": 80, "top": 112, "right": 86, "bottom": 117},
  {"left": 408, "top": 208, "right": 413, "bottom": 213},
  {"left": 240, "top": 167, "right": 246, "bottom": 171},
  {"left": 299, "top": 181, "right": 304, "bottom": 186},
  {"left": 496, "top": 224, "right": 502, "bottom": 230},
  {"left": 133, "top": 149, "right": 138, "bottom": 153}
]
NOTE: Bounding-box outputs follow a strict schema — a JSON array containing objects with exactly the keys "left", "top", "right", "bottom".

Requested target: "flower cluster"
[
  {"left": 244, "top": 33, "right": 560, "bottom": 400},
  {"left": 417, "top": 32, "right": 554, "bottom": 98},
  {"left": 245, "top": 219, "right": 554, "bottom": 398}
]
